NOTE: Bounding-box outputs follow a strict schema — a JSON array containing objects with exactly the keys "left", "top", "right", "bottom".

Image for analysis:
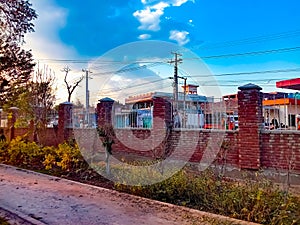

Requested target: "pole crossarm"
[{"left": 168, "top": 52, "right": 183, "bottom": 112}]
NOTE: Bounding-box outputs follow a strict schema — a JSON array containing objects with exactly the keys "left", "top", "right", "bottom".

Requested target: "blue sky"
[{"left": 24, "top": 0, "right": 300, "bottom": 104}]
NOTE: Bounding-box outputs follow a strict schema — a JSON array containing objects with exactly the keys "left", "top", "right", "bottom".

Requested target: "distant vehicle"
[
  {"left": 228, "top": 115, "right": 238, "bottom": 130},
  {"left": 47, "top": 119, "right": 58, "bottom": 128}
]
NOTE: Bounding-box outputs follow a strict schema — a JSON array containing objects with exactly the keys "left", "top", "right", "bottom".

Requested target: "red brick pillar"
[
  {"left": 153, "top": 97, "right": 172, "bottom": 129},
  {"left": 96, "top": 97, "right": 114, "bottom": 127},
  {"left": 7, "top": 107, "right": 18, "bottom": 141},
  {"left": 58, "top": 102, "right": 73, "bottom": 142},
  {"left": 151, "top": 97, "right": 172, "bottom": 157},
  {"left": 238, "top": 83, "right": 264, "bottom": 169}
]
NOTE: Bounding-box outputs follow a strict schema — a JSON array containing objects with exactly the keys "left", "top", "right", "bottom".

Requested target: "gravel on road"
[{"left": 0, "top": 164, "right": 259, "bottom": 225}]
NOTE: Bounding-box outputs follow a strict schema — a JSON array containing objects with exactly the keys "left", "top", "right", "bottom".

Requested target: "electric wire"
[
  {"left": 190, "top": 29, "right": 300, "bottom": 51},
  {"left": 192, "top": 68, "right": 300, "bottom": 78},
  {"left": 34, "top": 46, "right": 300, "bottom": 65}
]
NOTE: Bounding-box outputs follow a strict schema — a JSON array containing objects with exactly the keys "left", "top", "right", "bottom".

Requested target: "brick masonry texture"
[{"left": 3, "top": 85, "right": 300, "bottom": 173}]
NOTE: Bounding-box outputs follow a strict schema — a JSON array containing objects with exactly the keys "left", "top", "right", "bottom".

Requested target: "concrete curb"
[{"left": 0, "top": 204, "right": 46, "bottom": 225}]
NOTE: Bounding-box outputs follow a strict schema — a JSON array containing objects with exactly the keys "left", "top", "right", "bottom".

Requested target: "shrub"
[
  {"left": 0, "top": 137, "right": 87, "bottom": 172},
  {"left": 7, "top": 136, "right": 43, "bottom": 168},
  {"left": 114, "top": 167, "right": 300, "bottom": 225},
  {"left": 0, "top": 137, "right": 299, "bottom": 225},
  {"left": 55, "top": 142, "right": 85, "bottom": 171}
]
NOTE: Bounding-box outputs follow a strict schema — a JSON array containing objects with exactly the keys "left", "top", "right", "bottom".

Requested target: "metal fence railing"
[
  {"left": 114, "top": 108, "right": 152, "bottom": 129},
  {"left": 112, "top": 97, "right": 237, "bottom": 130},
  {"left": 263, "top": 95, "right": 300, "bottom": 131},
  {"left": 71, "top": 95, "right": 300, "bottom": 132}
]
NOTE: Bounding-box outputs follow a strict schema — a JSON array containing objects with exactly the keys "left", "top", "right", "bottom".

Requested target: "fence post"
[
  {"left": 238, "top": 83, "right": 264, "bottom": 169},
  {"left": 58, "top": 102, "right": 73, "bottom": 143},
  {"left": 96, "top": 97, "right": 114, "bottom": 127},
  {"left": 152, "top": 97, "right": 172, "bottom": 129},
  {"left": 7, "top": 107, "right": 18, "bottom": 141}
]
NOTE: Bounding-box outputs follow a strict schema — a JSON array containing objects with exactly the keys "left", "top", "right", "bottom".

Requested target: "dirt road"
[{"left": 0, "top": 164, "right": 258, "bottom": 225}]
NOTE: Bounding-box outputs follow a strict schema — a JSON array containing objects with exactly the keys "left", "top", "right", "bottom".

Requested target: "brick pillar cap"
[
  {"left": 238, "top": 83, "right": 262, "bottom": 91},
  {"left": 99, "top": 97, "right": 114, "bottom": 102}
]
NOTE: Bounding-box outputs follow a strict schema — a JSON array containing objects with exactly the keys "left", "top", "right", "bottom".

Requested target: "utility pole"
[
  {"left": 82, "top": 69, "right": 92, "bottom": 127},
  {"left": 168, "top": 52, "right": 182, "bottom": 111},
  {"left": 178, "top": 76, "right": 187, "bottom": 128}
]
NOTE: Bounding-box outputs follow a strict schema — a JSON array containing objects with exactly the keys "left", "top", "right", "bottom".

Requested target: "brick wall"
[
  {"left": 2, "top": 127, "right": 62, "bottom": 146},
  {"left": 1, "top": 102, "right": 73, "bottom": 146},
  {"left": 94, "top": 83, "right": 300, "bottom": 174},
  {"left": 261, "top": 131, "right": 300, "bottom": 171},
  {"left": 110, "top": 129, "right": 300, "bottom": 173},
  {"left": 112, "top": 129, "right": 239, "bottom": 167},
  {"left": 2, "top": 84, "right": 300, "bottom": 174}
]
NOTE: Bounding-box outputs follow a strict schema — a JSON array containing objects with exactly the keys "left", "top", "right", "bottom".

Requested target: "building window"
[{"left": 288, "top": 114, "right": 296, "bottom": 127}]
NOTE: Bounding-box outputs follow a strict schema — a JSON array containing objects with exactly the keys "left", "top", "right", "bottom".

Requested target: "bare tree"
[{"left": 62, "top": 66, "right": 84, "bottom": 102}]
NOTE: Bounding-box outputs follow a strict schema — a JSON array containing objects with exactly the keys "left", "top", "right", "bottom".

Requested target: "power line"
[
  {"left": 34, "top": 45, "right": 300, "bottom": 66},
  {"left": 93, "top": 67, "right": 300, "bottom": 93},
  {"left": 185, "top": 46, "right": 300, "bottom": 60},
  {"left": 191, "top": 68, "right": 300, "bottom": 78},
  {"left": 99, "top": 77, "right": 170, "bottom": 93},
  {"left": 198, "top": 84, "right": 276, "bottom": 87},
  {"left": 190, "top": 29, "right": 300, "bottom": 51},
  {"left": 33, "top": 45, "right": 300, "bottom": 91},
  {"left": 91, "top": 62, "right": 166, "bottom": 76},
  {"left": 32, "top": 45, "right": 300, "bottom": 81},
  {"left": 199, "top": 78, "right": 291, "bottom": 85},
  {"left": 59, "top": 67, "right": 300, "bottom": 96}
]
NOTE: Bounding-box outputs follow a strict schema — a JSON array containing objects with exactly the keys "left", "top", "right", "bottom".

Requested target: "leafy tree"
[
  {"left": 0, "top": 0, "right": 37, "bottom": 105},
  {"left": 14, "top": 66, "right": 56, "bottom": 142}
]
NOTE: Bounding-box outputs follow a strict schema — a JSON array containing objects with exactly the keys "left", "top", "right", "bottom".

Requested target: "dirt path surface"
[{"left": 0, "top": 164, "right": 258, "bottom": 225}]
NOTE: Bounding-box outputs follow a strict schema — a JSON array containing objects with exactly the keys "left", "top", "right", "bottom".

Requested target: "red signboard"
[{"left": 276, "top": 78, "right": 300, "bottom": 90}]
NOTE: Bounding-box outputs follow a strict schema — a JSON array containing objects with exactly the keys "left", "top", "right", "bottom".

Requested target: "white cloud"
[
  {"left": 188, "top": 19, "right": 194, "bottom": 27},
  {"left": 169, "top": 30, "right": 190, "bottom": 45},
  {"left": 138, "top": 34, "right": 152, "bottom": 40},
  {"left": 134, "top": 0, "right": 194, "bottom": 33},
  {"left": 133, "top": 3, "right": 169, "bottom": 31},
  {"left": 152, "top": 1, "right": 170, "bottom": 10},
  {"left": 23, "top": 0, "right": 82, "bottom": 104},
  {"left": 24, "top": 0, "right": 76, "bottom": 59},
  {"left": 141, "top": 0, "right": 191, "bottom": 6},
  {"left": 171, "top": 0, "right": 189, "bottom": 7},
  {"left": 141, "top": 0, "right": 157, "bottom": 5}
]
